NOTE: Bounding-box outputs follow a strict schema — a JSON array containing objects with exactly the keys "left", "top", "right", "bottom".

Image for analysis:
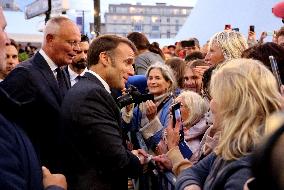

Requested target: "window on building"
[
  {"left": 167, "top": 31, "right": 171, "bottom": 38},
  {"left": 5, "top": 3, "right": 10, "bottom": 8},
  {"left": 167, "top": 18, "right": 170, "bottom": 23},
  {"left": 151, "top": 16, "right": 159, "bottom": 23},
  {"left": 150, "top": 33, "right": 160, "bottom": 38},
  {"left": 175, "top": 25, "right": 179, "bottom": 31},
  {"left": 182, "top": 9, "right": 187, "bottom": 15},
  {"left": 129, "top": 7, "right": 136, "bottom": 13},
  {"left": 117, "top": 7, "right": 128, "bottom": 13},
  {"left": 176, "top": 19, "right": 179, "bottom": 24},
  {"left": 134, "top": 25, "right": 142, "bottom": 31},
  {"left": 110, "top": 6, "right": 116, "bottom": 13},
  {"left": 152, "top": 26, "right": 159, "bottom": 31},
  {"left": 173, "top": 9, "right": 179, "bottom": 15}
]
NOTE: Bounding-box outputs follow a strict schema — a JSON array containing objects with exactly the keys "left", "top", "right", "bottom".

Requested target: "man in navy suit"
[
  {"left": 0, "top": 6, "right": 66, "bottom": 190},
  {"left": 61, "top": 35, "right": 148, "bottom": 190},
  {"left": 0, "top": 16, "right": 81, "bottom": 172}
]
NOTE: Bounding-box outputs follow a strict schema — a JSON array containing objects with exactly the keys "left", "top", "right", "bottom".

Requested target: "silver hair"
[
  {"left": 42, "top": 16, "right": 71, "bottom": 45},
  {"left": 145, "top": 62, "right": 177, "bottom": 93},
  {"left": 178, "top": 90, "right": 209, "bottom": 126},
  {"left": 209, "top": 30, "right": 248, "bottom": 61}
]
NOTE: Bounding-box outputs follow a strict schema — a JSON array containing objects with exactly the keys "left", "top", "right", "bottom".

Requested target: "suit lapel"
[{"left": 32, "top": 53, "right": 62, "bottom": 103}]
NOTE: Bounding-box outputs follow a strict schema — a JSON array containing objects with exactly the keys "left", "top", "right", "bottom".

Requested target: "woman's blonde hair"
[
  {"left": 211, "top": 58, "right": 283, "bottom": 160},
  {"left": 209, "top": 31, "right": 248, "bottom": 61},
  {"left": 177, "top": 90, "right": 209, "bottom": 126}
]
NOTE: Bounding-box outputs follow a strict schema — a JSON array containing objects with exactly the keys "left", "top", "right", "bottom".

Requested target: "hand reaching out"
[
  {"left": 42, "top": 166, "right": 67, "bottom": 190},
  {"left": 145, "top": 100, "right": 157, "bottom": 121}
]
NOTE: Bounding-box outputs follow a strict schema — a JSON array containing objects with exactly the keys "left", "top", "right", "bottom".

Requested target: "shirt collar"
[
  {"left": 39, "top": 49, "right": 58, "bottom": 73},
  {"left": 87, "top": 70, "right": 111, "bottom": 93},
  {"left": 68, "top": 65, "right": 79, "bottom": 81},
  {"left": 68, "top": 66, "right": 88, "bottom": 80}
]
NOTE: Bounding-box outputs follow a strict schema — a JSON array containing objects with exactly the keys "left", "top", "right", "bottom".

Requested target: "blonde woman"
[
  {"left": 175, "top": 58, "right": 283, "bottom": 190},
  {"left": 205, "top": 30, "right": 248, "bottom": 67}
]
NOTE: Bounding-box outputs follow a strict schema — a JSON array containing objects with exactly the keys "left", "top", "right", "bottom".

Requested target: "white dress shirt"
[{"left": 87, "top": 70, "right": 111, "bottom": 93}]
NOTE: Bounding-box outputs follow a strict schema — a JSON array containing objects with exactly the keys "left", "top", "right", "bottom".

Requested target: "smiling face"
[
  {"left": 45, "top": 20, "right": 81, "bottom": 67},
  {"left": 107, "top": 43, "right": 135, "bottom": 90},
  {"left": 147, "top": 68, "right": 171, "bottom": 97}
]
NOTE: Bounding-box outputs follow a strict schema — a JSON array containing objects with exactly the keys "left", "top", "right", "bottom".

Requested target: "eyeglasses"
[{"left": 65, "top": 40, "right": 80, "bottom": 47}]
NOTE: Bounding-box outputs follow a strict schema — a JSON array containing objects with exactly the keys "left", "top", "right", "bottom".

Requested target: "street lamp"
[{"left": 93, "top": 0, "right": 101, "bottom": 36}]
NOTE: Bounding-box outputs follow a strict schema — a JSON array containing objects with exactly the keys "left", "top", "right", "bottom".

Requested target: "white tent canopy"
[{"left": 176, "top": 0, "right": 283, "bottom": 45}]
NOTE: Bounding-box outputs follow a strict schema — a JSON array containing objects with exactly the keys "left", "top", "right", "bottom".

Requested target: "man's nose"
[{"left": 128, "top": 66, "right": 134, "bottom": 76}]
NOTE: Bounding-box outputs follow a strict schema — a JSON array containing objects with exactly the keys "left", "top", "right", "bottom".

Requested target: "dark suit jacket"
[
  {"left": 0, "top": 52, "right": 69, "bottom": 172},
  {"left": 61, "top": 72, "right": 141, "bottom": 190},
  {"left": 0, "top": 87, "right": 63, "bottom": 190}
]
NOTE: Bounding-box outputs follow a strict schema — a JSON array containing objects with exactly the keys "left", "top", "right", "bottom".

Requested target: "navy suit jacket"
[
  {"left": 60, "top": 72, "right": 141, "bottom": 190},
  {"left": 0, "top": 87, "right": 63, "bottom": 190},
  {"left": 0, "top": 52, "right": 69, "bottom": 172}
]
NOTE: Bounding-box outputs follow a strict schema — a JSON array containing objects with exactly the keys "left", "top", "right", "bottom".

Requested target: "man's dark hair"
[
  {"left": 87, "top": 34, "right": 137, "bottom": 67},
  {"left": 81, "top": 34, "right": 89, "bottom": 43},
  {"left": 6, "top": 38, "right": 18, "bottom": 49}
]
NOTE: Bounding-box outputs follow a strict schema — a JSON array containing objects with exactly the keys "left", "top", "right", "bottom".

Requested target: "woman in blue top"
[{"left": 122, "top": 62, "right": 176, "bottom": 153}]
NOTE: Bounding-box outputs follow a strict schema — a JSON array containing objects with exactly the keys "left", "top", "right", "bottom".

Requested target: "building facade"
[
  {"left": 104, "top": 3, "right": 192, "bottom": 39},
  {"left": 0, "top": 0, "right": 20, "bottom": 11}
]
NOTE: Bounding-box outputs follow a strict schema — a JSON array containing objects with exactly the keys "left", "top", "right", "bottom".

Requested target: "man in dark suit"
[
  {"left": 0, "top": 7, "right": 66, "bottom": 189},
  {"left": 61, "top": 35, "right": 148, "bottom": 190},
  {"left": 0, "top": 16, "right": 81, "bottom": 172},
  {"left": 64, "top": 34, "right": 89, "bottom": 87},
  {"left": 0, "top": 88, "right": 67, "bottom": 190}
]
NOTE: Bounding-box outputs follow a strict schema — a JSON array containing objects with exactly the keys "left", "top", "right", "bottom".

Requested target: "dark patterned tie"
[
  {"left": 55, "top": 67, "right": 68, "bottom": 99},
  {"left": 76, "top": 75, "right": 82, "bottom": 82}
]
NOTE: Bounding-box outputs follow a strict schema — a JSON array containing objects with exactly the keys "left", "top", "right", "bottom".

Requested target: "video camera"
[{"left": 117, "top": 85, "right": 154, "bottom": 108}]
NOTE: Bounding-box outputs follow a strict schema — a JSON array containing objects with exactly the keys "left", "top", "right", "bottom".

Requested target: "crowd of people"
[{"left": 1, "top": 2, "right": 284, "bottom": 190}]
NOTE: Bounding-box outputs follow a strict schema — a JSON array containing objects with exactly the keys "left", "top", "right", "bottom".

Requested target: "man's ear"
[
  {"left": 46, "top": 34, "right": 54, "bottom": 43},
  {"left": 99, "top": 52, "right": 110, "bottom": 67}
]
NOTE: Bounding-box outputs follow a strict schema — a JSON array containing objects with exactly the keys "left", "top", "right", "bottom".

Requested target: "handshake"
[{"left": 131, "top": 149, "right": 155, "bottom": 165}]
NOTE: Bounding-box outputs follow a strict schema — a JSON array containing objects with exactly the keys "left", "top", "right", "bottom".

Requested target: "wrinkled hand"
[
  {"left": 166, "top": 117, "right": 181, "bottom": 150},
  {"left": 145, "top": 100, "right": 157, "bottom": 121},
  {"left": 155, "top": 139, "right": 168, "bottom": 155},
  {"left": 42, "top": 166, "right": 67, "bottom": 190},
  {"left": 132, "top": 149, "right": 148, "bottom": 164},
  {"left": 152, "top": 154, "right": 173, "bottom": 171}
]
